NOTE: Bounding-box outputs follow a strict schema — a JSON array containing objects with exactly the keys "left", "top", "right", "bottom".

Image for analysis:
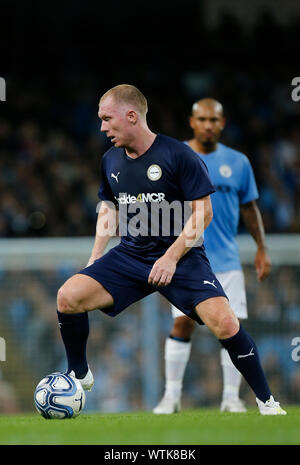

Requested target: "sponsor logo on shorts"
[{"left": 203, "top": 279, "right": 217, "bottom": 288}]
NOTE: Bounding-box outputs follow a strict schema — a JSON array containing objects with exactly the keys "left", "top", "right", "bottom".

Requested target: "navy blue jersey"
[{"left": 98, "top": 134, "right": 215, "bottom": 251}]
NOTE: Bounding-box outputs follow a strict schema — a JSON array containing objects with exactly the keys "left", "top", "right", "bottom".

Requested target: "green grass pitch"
[{"left": 0, "top": 406, "right": 300, "bottom": 445}]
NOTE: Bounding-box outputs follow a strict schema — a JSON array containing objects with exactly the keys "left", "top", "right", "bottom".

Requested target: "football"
[{"left": 34, "top": 372, "right": 85, "bottom": 419}]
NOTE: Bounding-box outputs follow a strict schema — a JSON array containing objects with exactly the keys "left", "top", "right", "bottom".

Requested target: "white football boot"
[
  {"left": 256, "top": 395, "right": 287, "bottom": 415},
  {"left": 220, "top": 398, "right": 247, "bottom": 413},
  {"left": 152, "top": 395, "right": 181, "bottom": 414},
  {"left": 68, "top": 367, "right": 94, "bottom": 391}
]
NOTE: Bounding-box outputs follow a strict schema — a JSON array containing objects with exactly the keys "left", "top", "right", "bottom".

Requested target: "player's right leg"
[
  {"left": 57, "top": 273, "right": 114, "bottom": 314},
  {"left": 56, "top": 273, "right": 114, "bottom": 390},
  {"left": 56, "top": 242, "right": 157, "bottom": 392},
  {"left": 153, "top": 308, "right": 195, "bottom": 414}
]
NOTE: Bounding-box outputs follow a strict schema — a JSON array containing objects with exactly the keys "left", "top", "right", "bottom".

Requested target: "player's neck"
[
  {"left": 125, "top": 128, "right": 157, "bottom": 159},
  {"left": 188, "top": 139, "right": 218, "bottom": 155}
]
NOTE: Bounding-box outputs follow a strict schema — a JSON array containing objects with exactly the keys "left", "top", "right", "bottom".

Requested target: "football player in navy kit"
[{"left": 56, "top": 85, "right": 286, "bottom": 415}]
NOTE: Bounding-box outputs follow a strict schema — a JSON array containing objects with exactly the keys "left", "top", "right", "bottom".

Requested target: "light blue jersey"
[{"left": 186, "top": 142, "right": 259, "bottom": 272}]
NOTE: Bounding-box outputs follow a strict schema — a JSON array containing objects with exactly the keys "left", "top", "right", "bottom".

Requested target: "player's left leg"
[{"left": 195, "top": 296, "right": 286, "bottom": 414}]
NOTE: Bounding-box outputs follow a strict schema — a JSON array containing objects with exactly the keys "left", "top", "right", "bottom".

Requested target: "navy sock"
[
  {"left": 57, "top": 310, "right": 89, "bottom": 378},
  {"left": 219, "top": 324, "right": 271, "bottom": 402}
]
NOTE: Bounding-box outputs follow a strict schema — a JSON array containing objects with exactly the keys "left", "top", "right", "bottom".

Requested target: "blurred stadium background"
[{"left": 0, "top": 0, "right": 300, "bottom": 414}]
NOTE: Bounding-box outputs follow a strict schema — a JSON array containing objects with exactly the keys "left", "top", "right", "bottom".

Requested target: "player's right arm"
[
  {"left": 86, "top": 200, "right": 119, "bottom": 267},
  {"left": 86, "top": 151, "right": 119, "bottom": 267}
]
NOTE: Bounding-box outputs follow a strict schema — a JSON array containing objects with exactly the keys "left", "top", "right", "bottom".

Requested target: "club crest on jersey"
[
  {"left": 147, "top": 164, "right": 162, "bottom": 181},
  {"left": 219, "top": 165, "right": 232, "bottom": 178}
]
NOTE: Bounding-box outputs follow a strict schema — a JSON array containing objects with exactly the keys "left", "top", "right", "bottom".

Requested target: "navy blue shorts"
[{"left": 78, "top": 243, "right": 227, "bottom": 325}]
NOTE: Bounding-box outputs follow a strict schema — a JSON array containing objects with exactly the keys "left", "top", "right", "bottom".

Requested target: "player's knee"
[
  {"left": 171, "top": 316, "right": 195, "bottom": 339},
  {"left": 216, "top": 313, "right": 239, "bottom": 340},
  {"left": 57, "top": 286, "right": 83, "bottom": 314}
]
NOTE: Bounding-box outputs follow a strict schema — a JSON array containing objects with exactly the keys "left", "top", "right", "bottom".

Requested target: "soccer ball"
[{"left": 34, "top": 372, "right": 85, "bottom": 419}]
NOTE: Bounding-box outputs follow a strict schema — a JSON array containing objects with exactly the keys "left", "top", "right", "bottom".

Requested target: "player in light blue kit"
[{"left": 153, "top": 98, "right": 272, "bottom": 414}]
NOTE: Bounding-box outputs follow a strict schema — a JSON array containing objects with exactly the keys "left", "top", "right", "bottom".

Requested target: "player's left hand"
[
  {"left": 255, "top": 247, "right": 271, "bottom": 281},
  {"left": 148, "top": 255, "right": 177, "bottom": 287}
]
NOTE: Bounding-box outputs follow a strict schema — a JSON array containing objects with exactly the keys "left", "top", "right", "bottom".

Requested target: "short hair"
[
  {"left": 192, "top": 98, "right": 224, "bottom": 117},
  {"left": 100, "top": 84, "right": 148, "bottom": 119}
]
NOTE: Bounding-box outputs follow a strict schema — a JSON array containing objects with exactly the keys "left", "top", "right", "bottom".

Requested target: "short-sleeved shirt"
[
  {"left": 98, "top": 134, "right": 216, "bottom": 253},
  {"left": 188, "top": 142, "right": 259, "bottom": 272},
  {"left": 79, "top": 135, "right": 225, "bottom": 320}
]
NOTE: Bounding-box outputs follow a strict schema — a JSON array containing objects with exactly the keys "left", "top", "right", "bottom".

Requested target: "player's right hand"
[{"left": 148, "top": 254, "right": 177, "bottom": 287}]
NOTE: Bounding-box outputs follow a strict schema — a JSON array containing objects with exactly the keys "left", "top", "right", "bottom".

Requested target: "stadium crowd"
[
  {"left": 1, "top": 8, "right": 300, "bottom": 413},
  {"left": 0, "top": 77, "right": 299, "bottom": 237},
  {"left": 1, "top": 11, "right": 300, "bottom": 238}
]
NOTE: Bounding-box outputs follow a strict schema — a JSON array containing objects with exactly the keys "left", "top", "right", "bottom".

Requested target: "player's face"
[
  {"left": 189, "top": 105, "right": 225, "bottom": 146},
  {"left": 98, "top": 97, "right": 133, "bottom": 147}
]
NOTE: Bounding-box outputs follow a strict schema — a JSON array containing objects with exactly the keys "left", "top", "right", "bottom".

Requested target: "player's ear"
[
  {"left": 127, "top": 110, "right": 138, "bottom": 125},
  {"left": 221, "top": 117, "right": 226, "bottom": 130},
  {"left": 189, "top": 115, "right": 195, "bottom": 129}
]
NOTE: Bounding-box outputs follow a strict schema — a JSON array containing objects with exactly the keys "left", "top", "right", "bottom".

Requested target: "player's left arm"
[
  {"left": 148, "top": 195, "right": 213, "bottom": 287},
  {"left": 240, "top": 200, "right": 271, "bottom": 281}
]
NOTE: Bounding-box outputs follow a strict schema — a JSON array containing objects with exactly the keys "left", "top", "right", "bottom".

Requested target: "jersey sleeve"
[
  {"left": 97, "top": 156, "right": 117, "bottom": 205},
  {"left": 239, "top": 156, "right": 259, "bottom": 204},
  {"left": 176, "top": 143, "right": 216, "bottom": 200}
]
